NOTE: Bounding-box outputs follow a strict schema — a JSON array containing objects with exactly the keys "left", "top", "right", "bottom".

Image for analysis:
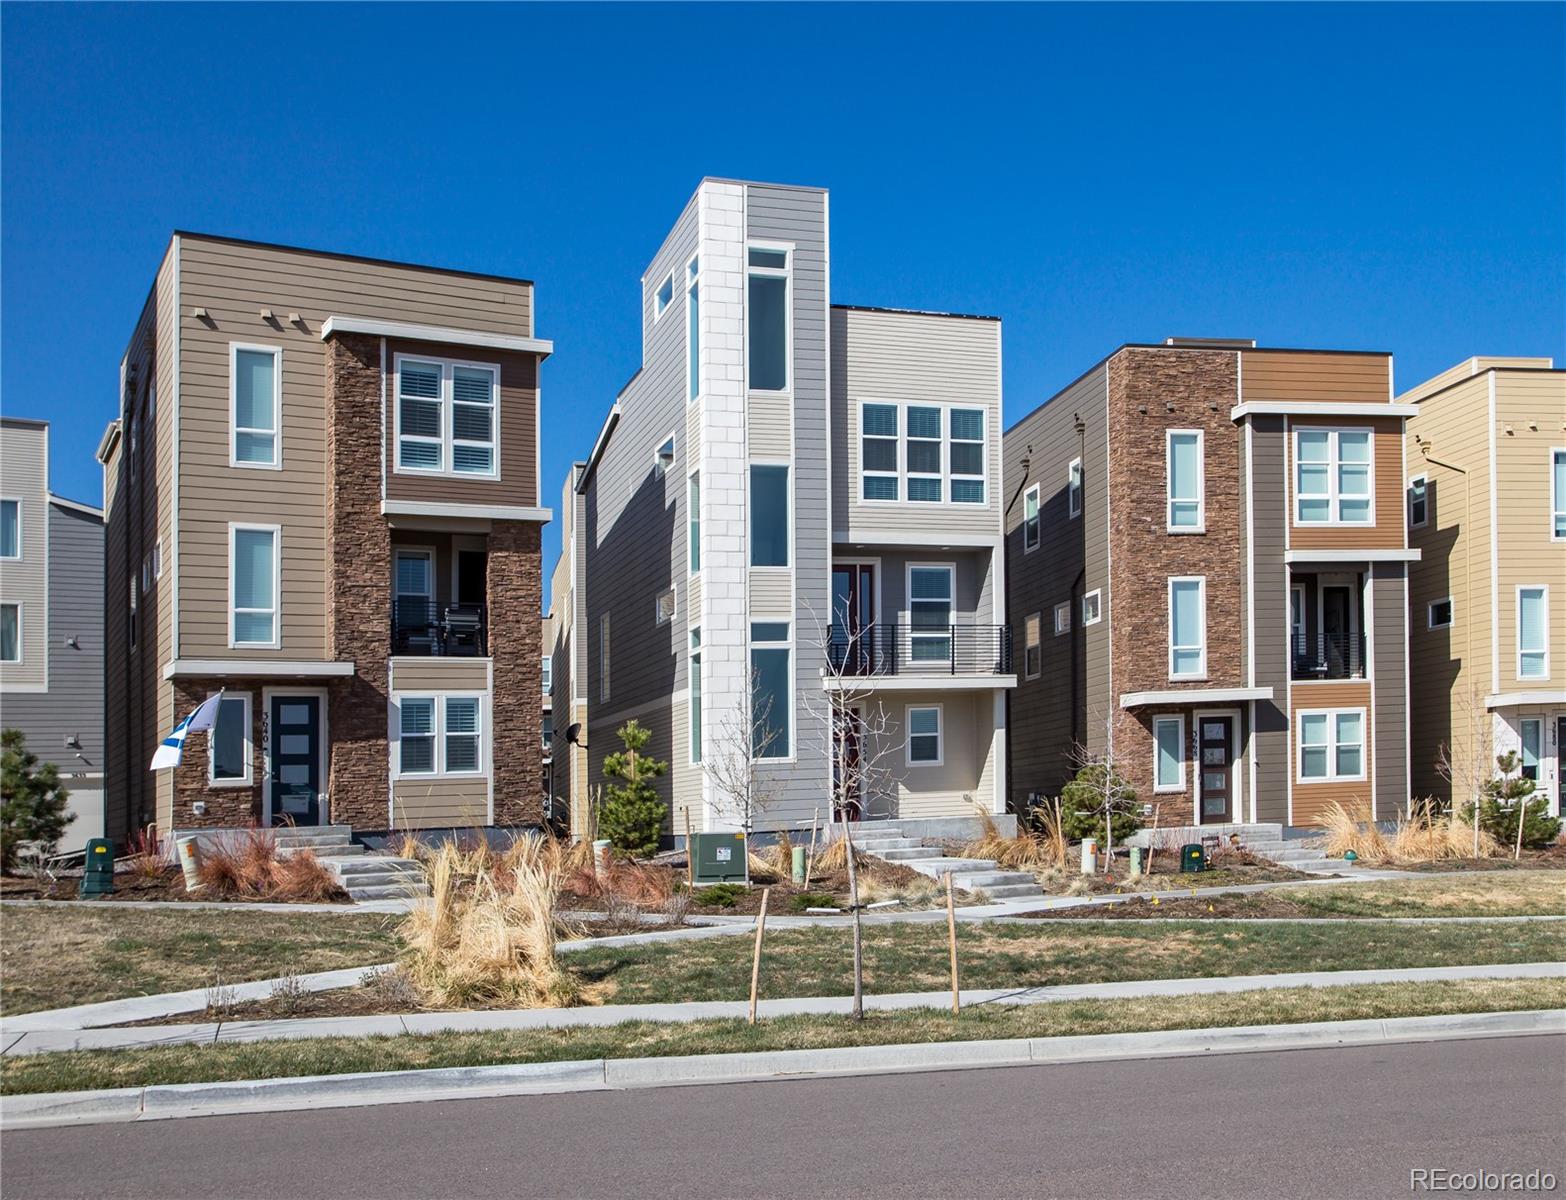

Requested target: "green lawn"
[
  {"left": 0, "top": 906, "right": 402, "bottom": 1016},
  {"left": 1281, "top": 872, "right": 1566, "bottom": 918},
  {"left": 568, "top": 918, "right": 1566, "bottom": 1004},
  {"left": 4, "top": 977, "right": 1559, "bottom": 1095}
]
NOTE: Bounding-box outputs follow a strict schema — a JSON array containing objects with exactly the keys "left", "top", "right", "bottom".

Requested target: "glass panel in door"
[
  {"left": 831, "top": 565, "right": 876, "bottom": 674},
  {"left": 270, "top": 696, "right": 322, "bottom": 826},
  {"left": 1199, "top": 717, "right": 1232, "bottom": 821}
]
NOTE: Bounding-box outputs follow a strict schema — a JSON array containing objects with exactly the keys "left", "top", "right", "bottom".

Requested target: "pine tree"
[
  {"left": 1461, "top": 750, "right": 1562, "bottom": 852},
  {"left": 598, "top": 720, "right": 668, "bottom": 856},
  {"left": 1, "top": 729, "right": 74, "bottom": 871}
]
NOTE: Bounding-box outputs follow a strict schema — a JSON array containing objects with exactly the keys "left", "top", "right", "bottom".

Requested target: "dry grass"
[
  {"left": 962, "top": 807, "right": 1065, "bottom": 871},
  {"left": 855, "top": 871, "right": 944, "bottom": 907},
  {"left": 812, "top": 833, "right": 871, "bottom": 875},
  {"left": 400, "top": 838, "right": 582, "bottom": 1009},
  {"left": 1321, "top": 799, "right": 1502, "bottom": 865},
  {"left": 193, "top": 831, "right": 346, "bottom": 903}
]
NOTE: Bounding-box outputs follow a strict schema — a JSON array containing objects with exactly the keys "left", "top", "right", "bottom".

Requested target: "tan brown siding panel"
[{"left": 1242, "top": 351, "right": 1391, "bottom": 404}]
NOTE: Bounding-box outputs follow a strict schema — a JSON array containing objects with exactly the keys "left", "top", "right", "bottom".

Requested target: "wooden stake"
[
  {"left": 804, "top": 806, "right": 820, "bottom": 889},
  {"left": 1147, "top": 803, "right": 1161, "bottom": 874},
  {"left": 684, "top": 808, "right": 695, "bottom": 887},
  {"left": 945, "top": 871, "right": 960, "bottom": 1015},
  {"left": 748, "top": 887, "right": 771, "bottom": 1025}
]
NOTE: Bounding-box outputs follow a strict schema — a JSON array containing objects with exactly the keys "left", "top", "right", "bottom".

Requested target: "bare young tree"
[
  {"left": 799, "top": 601, "right": 908, "bottom": 1021},
  {"left": 1065, "top": 706, "right": 1140, "bottom": 872},
  {"left": 703, "top": 668, "right": 785, "bottom": 838},
  {"left": 1436, "top": 686, "right": 1494, "bottom": 859}
]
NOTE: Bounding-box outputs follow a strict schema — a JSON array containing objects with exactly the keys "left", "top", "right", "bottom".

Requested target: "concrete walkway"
[{"left": 4, "top": 961, "right": 1559, "bottom": 1058}]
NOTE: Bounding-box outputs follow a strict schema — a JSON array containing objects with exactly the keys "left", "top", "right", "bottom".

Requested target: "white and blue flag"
[{"left": 149, "top": 692, "right": 225, "bottom": 771}]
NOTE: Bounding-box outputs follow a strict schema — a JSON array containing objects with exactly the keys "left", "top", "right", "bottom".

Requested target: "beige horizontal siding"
[
  {"left": 747, "top": 392, "right": 792, "bottom": 460},
  {"left": 391, "top": 776, "right": 489, "bottom": 829},
  {"left": 389, "top": 657, "right": 491, "bottom": 693},
  {"left": 748, "top": 569, "right": 793, "bottom": 618}
]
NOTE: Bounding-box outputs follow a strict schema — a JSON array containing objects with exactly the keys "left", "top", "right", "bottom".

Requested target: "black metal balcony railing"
[
  {"left": 392, "top": 598, "right": 487, "bottom": 657},
  {"left": 827, "top": 624, "right": 1013, "bottom": 677},
  {"left": 1291, "top": 632, "right": 1366, "bottom": 680}
]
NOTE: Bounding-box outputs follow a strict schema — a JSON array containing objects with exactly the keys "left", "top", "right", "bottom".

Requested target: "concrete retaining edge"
[{"left": 3, "top": 1009, "right": 1560, "bottom": 1131}]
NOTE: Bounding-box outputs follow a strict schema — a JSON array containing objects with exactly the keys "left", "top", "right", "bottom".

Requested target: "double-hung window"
[
  {"left": 398, "top": 698, "right": 436, "bottom": 774},
  {"left": 229, "top": 524, "right": 279, "bottom": 648},
  {"left": 689, "top": 627, "right": 703, "bottom": 763},
  {"left": 1168, "top": 577, "right": 1205, "bottom": 679},
  {"left": 1067, "top": 458, "right": 1083, "bottom": 518},
  {"left": 1024, "top": 613, "right": 1042, "bottom": 679},
  {"left": 1166, "top": 431, "right": 1204, "bottom": 531},
  {"left": 396, "top": 356, "right": 499, "bottom": 477},
  {"left": 1517, "top": 586, "right": 1549, "bottom": 680},
  {"left": 906, "top": 406, "right": 943, "bottom": 502},
  {"left": 1295, "top": 428, "right": 1372, "bottom": 524},
  {"left": 949, "top": 408, "right": 986, "bottom": 503},
  {"left": 1408, "top": 474, "right": 1428, "bottom": 529},
  {"left": 750, "top": 465, "right": 789, "bottom": 566},
  {"left": 750, "top": 622, "right": 791, "bottom": 758},
  {"left": 1298, "top": 709, "right": 1365, "bottom": 781},
  {"left": 444, "top": 697, "right": 481, "bottom": 772},
  {"left": 209, "top": 693, "right": 253, "bottom": 786},
  {"left": 907, "top": 705, "right": 942, "bottom": 766},
  {"left": 909, "top": 565, "right": 954, "bottom": 664},
  {"left": 687, "top": 472, "right": 701, "bottom": 574},
  {"left": 1023, "top": 484, "right": 1040, "bottom": 551},
  {"left": 1551, "top": 449, "right": 1566, "bottom": 540},
  {"left": 0, "top": 499, "right": 19, "bottom": 560},
  {"left": 747, "top": 246, "right": 790, "bottom": 392},
  {"left": 396, "top": 696, "right": 482, "bottom": 776},
  {"left": 686, "top": 257, "right": 701, "bottom": 402},
  {"left": 861, "top": 403, "right": 899, "bottom": 501},
  {"left": 231, "top": 344, "right": 281, "bottom": 468},
  {"left": 1153, "top": 715, "right": 1185, "bottom": 793}
]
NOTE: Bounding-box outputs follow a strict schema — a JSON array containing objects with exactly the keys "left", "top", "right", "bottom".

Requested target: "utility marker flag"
[{"left": 150, "top": 691, "right": 225, "bottom": 771}]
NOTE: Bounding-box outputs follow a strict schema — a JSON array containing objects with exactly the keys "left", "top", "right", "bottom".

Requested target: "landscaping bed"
[
  {"left": 1026, "top": 848, "right": 1322, "bottom": 897},
  {"left": 0, "top": 866, "right": 350, "bottom": 905}
]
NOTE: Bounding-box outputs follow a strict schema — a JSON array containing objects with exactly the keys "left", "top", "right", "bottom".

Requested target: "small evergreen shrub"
[
  {"left": 693, "top": 882, "right": 746, "bottom": 908},
  {"left": 789, "top": 891, "right": 839, "bottom": 912},
  {"left": 1, "top": 728, "right": 73, "bottom": 871},
  {"left": 1059, "top": 764, "right": 1142, "bottom": 845},
  {"left": 598, "top": 720, "right": 668, "bottom": 856},
  {"left": 1456, "top": 752, "right": 1563, "bottom": 851}
]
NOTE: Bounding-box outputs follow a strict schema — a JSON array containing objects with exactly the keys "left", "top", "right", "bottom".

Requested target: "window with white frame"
[
  {"left": 859, "top": 401, "right": 989, "bottom": 505},
  {"left": 231, "top": 344, "right": 280, "bottom": 467},
  {"left": 907, "top": 405, "right": 943, "bottom": 502},
  {"left": 861, "top": 403, "right": 899, "bottom": 501},
  {"left": 394, "top": 548, "right": 433, "bottom": 634},
  {"left": 395, "top": 356, "right": 499, "bottom": 477},
  {"left": 687, "top": 471, "right": 701, "bottom": 574},
  {"left": 907, "top": 705, "right": 942, "bottom": 766},
  {"left": 750, "top": 465, "right": 790, "bottom": 566},
  {"left": 1517, "top": 586, "right": 1549, "bottom": 679},
  {"left": 1520, "top": 718, "right": 1542, "bottom": 782},
  {"left": 541, "top": 655, "right": 552, "bottom": 693},
  {"left": 396, "top": 695, "right": 483, "bottom": 777},
  {"left": 151, "top": 539, "right": 162, "bottom": 580},
  {"left": 444, "top": 697, "right": 481, "bottom": 773},
  {"left": 399, "top": 698, "right": 436, "bottom": 774},
  {"left": 747, "top": 246, "right": 789, "bottom": 392},
  {"left": 686, "top": 257, "right": 700, "bottom": 402},
  {"left": 1428, "top": 598, "right": 1454, "bottom": 629},
  {"left": 1054, "top": 601, "right": 1071, "bottom": 636},
  {"left": 949, "top": 408, "right": 986, "bottom": 504},
  {"left": 654, "top": 273, "right": 674, "bottom": 319},
  {"left": 1024, "top": 612, "right": 1041, "bottom": 680},
  {"left": 1408, "top": 474, "right": 1428, "bottom": 529},
  {"left": 908, "top": 565, "right": 954, "bottom": 663},
  {"left": 1166, "top": 430, "right": 1204, "bottom": 531},
  {"left": 655, "top": 587, "right": 676, "bottom": 626},
  {"left": 0, "top": 603, "right": 19, "bottom": 663},
  {"left": 599, "top": 614, "right": 611, "bottom": 703},
  {"left": 0, "top": 499, "right": 19, "bottom": 560},
  {"left": 751, "top": 622, "right": 791, "bottom": 759},
  {"left": 1295, "top": 428, "right": 1372, "bottom": 524},
  {"left": 1067, "top": 458, "right": 1082, "bottom": 518},
  {"left": 1168, "top": 577, "right": 1205, "bottom": 679},
  {"left": 654, "top": 435, "right": 675, "bottom": 479},
  {"left": 1298, "top": 709, "right": 1365, "bottom": 781},
  {"left": 689, "top": 627, "right": 702, "bottom": 763},
  {"left": 1082, "top": 590, "right": 1102, "bottom": 625},
  {"left": 1551, "top": 449, "right": 1565, "bottom": 540},
  {"left": 1023, "top": 484, "right": 1040, "bottom": 551},
  {"left": 1153, "top": 715, "right": 1185, "bottom": 793},
  {"left": 209, "top": 693, "right": 252, "bottom": 786},
  {"left": 230, "top": 525, "right": 279, "bottom": 648}
]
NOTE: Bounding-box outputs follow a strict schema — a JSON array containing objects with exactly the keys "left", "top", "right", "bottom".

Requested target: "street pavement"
[{"left": 3, "top": 1034, "right": 1561, "bottom": 1199}]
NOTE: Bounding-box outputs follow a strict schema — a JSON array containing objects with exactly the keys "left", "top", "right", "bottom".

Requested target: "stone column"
[{"left": 487, "top": 518, "right": 543, "bottom": 826}]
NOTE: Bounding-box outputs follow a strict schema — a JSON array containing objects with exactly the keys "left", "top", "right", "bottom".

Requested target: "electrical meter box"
[
  {"left": 81, "top": 838, "right": 115, "bottom": 896},
  {"left": 1180, "top": 843, "right": 1206, "bottom": 873},
  {"left": 691, "top": 832, "right": 749, "bottom": 885}
]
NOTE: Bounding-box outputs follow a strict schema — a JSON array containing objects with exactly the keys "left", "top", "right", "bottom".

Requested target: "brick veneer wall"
[
  {"left": 169, "top": 677, "right": 266, "bottom": 827},
  {"left": 324, "top": 332, "right": 392, "bottom": 828},
  {"left": 1106, "top": 348, "right": 1244, "bottom": 824},
  {"left": 488, "top": 519, "right": 544, "bottom": 826}
]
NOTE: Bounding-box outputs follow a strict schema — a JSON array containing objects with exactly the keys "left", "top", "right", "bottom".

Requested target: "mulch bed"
[
  {"left": 0, "top": 867, "right": 350, "bottom": 905},
  {"left": 1397, "top": 848, "right": 1566, "bottom": 873},
  {"left": 1016, "top": 893, "right": 1323, "bottom": 920}
]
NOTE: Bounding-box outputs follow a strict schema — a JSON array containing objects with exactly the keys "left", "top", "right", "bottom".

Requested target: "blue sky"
[{"left": 3, "top": 2, "right": 1562, "bottom": 582}]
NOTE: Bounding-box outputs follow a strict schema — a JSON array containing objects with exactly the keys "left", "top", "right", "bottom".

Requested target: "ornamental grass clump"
[
  {"left": 1322, "top": 798, "right": 1502, "bottom": 865},
  {"left": 963, "top": 806, "right": 1065, "bottom": 871},
  {"left": 399, "top": 837, "right": 581, "bottom": 1009},
  {"left": 194, "top": 829, "right": 347, "bottom": 902}
]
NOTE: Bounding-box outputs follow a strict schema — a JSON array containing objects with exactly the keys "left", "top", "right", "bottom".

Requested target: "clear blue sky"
[{"left": 4, "top": 3, "right": 1562, "bottom": 584}]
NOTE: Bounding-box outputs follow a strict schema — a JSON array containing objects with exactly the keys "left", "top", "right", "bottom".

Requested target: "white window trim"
[
  {"left": 392, "top": 352, "right": 502, "bottom": 481},
  {"left": 228, "top": 522, "right": 281, "bottom": 651},
  {"left": 1519, "top": 716, "right": 1543, "bottom": 781},
  {"left": 1165, "top": 429, "right": 1205, "bottom": 533},
  {"left": 152, "top": 538, "right": 163, "bottom": 580},
  {"left": 600, "top": 613, "right": 611, "bottom": 703},
  {"left": 1427, "top": 597, "right": 1454, "bottom": 630},
  {"left": 1408, "top": 472, "right": 1429, "bottom": 530},
  {"left": 855, "top": 399, "right": 989, "bottom": 508},
  {"left": 1550, "top": 448, "right": 1566, "bottom": 542},
  {"left": 748, "top": 460, "right": 792, "bottom": 569},
  {"left": 858, "top": 400, "right": 900, "bottom": 503},
  {"left": 1067, "top": 458, "right": 1083, "bottom": 519},
  {"left": 652, "top": 431, "right": 677, "bottom": 480},
  {"left": 1293, "top": 427, "right": 1375, "bottom": 526},
  {"left": 391, "top": 693, "right": 487, "bottom": 779},
  {"left": 1296, "top": 706, "right": 1368, "bottom": 783},
  {"left": 1, "top": 601, "right": 22, "bottom": 664},
  {"left": 1023, "top": 483, "right": 1040, "bottom": 552},
  {"left": 653, "top": 272, "right": 674, "bottom": 321},
  {"left": 1053, "top": 601, "right": 1071, "bottom": 636},
  {"left": 229, "top": 342, "right": 283, "bottom": 471},
  {"left": 1024, "top": 612, "right": 1042, "bottom": 680},
  {"left": 1516, "top": 585, "right": 1550, "bottom": 681},
  {"left": 1082, "top": 589, "right": 1103, "bottom": 626},
  {"left": 541, "top": 655, "right": 552, "bottom": 693},
  {"left": 208, "top": 691, "right": 254, "bottom": 788},
  {"left": 746, "top": 241, "right": 793, "bottom": 396},
  {"left": 687, "top": 470, "right": 701, "bottom": 577},
  {"left": 688, "top": 627, "right": 702, "bottom": 765},
  {"left": 905, "top": 703, "right": 944, "bottom": 768},
  {"left": 906, "top": 561, "right": 956, "bottom": 663},
  {"left": 685, "top": 255, "right": 701, "bottom": 404},
  {"left": 750, "top": 621, "right": 794, "bottom": 763},
  {"left": 0, "top": 496, "right": 21, "bottom": 561},
  {"left": 1168, "top": 575, "right": 1207, "bottom": 680},
  {"left": 1152, "top": 714, "right": 1186, "bottom": 794}
]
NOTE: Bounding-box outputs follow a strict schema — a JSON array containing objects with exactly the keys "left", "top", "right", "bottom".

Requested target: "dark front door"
[
  {"left": 833, "top": 707, "right": 863, "bottom": 821},
  {"left": 1198, "top": 716, "right": 1233, "bottom": 822},
  {"left": 456, "top": 550, "right": 487, "bottom": 607},
  {"left": 270, "top": 696, "right": 322, "bottom": 826},
  {"left": 1322, "top": 585, "right": 1353, "bottom": 675},
  {"left": 831, "top": 564, "right": 876, "bottom": 673}
]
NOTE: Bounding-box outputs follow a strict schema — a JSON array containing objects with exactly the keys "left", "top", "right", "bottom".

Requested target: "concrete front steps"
[
  {"left": 274, "top": 826, "right": 429, "bottom": 901},
  {"left": 855, "top": 828, "right": 1046, "bottom": 903},
  {"left": 1124, "top": 823, "right": 1334, "bottom": 870}
]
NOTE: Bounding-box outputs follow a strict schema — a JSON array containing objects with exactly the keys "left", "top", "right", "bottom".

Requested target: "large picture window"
[
  {"left": 747, "top": 246, "right": 789, "bottom": 392},
  {"left": 229, "top": 524, "right": 279, "bottom": 648},
  {"left": 1298, "top": 709, "right": 1365, "bottom": 781},
  {"left": 750, "top": 464, "right": 790, "bottom": 566},
  {"left": 1295, "top": 428, "right": 1372, "bottom": 524},
  {"left": 1168, "top": 576, "right": 1205, "bottom": 679},
  {"left": 231, "top": 344, "right": 281, "bottom": 468},
  {"left": 395, "top": 355, "right": 499, "bottom": 478}
]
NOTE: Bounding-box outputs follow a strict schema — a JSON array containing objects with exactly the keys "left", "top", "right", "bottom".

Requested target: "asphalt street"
[{"left": 3, "top": 1035, "right": 1561, "bottom": 1199}]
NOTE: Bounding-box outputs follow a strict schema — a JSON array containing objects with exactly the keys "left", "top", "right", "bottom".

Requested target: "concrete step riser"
[
  {"left": 875, "top": 848, "right": 947, "bottom": 862},
  {"left": 855, "top": 839, "right": 922, "bottom": 852},
  {"left": 979, "top": 885, "right": 1047, "bottom": 900},
  {"left": 329, "top": 857, "right": 421, "bottom": 874},
  {"left": 344, "top": 884, "right": 429, "bottom": 901}
]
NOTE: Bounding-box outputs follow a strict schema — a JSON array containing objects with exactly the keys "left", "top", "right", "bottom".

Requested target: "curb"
[{"left": 3, "top": 1009, "right": 1560, "bottom": 1131}]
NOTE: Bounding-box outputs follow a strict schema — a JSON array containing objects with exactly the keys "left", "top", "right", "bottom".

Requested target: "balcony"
[
  {"left": 827, "top": 624, "right": 1013, "bottom": 678},
  {"left": 1291, "top": 632, "right": 1366, "bottom": 681},
  {"left": 391, "top": 598, "right": 488, "bottom": 657}
]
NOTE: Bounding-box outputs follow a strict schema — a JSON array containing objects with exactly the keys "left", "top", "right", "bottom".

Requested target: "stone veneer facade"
[{"left": 487, "top": 518, "right": 544, "bottom": 826}]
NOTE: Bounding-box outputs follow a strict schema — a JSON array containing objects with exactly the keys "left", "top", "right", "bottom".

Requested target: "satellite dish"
[{"left": 565, "top": 722, "right": 584, "bottom": 747}]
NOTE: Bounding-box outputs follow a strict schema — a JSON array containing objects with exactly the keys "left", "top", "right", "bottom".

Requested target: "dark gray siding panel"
[
  {"left": 1372, "top": 561, "right": 1409, "bottom": 819},
  {"left": 1249, "top": 416, "right": 1290, "bottom": 823}
]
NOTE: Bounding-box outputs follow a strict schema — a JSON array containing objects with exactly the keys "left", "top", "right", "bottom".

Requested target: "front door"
[
  {"left": 269, "top": 696, "right": 322, "bottom": 826},
  {"left": 1198, "top": 716, "right": 1233, "bottom": 822},
  {"left": 830, "top": 564, "right": 876, "bottom": 673},
  {"left": 1322, "top": 584, "right": 1354, "bottom": 675},
  {"left": 1556, "top": 717, "right": 1566, "bottom": 816},
  {"left": 456, "top": 550, "right": 487, "bottom": 608}
]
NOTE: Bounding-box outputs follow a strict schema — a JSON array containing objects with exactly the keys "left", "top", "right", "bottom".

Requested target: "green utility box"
[
  {"left": 80, "top": 838, "right": 115, "bottom": 897},
  {"left": 1180, "top": 843, "right": 1206, "bottom": 874},
  {"left": 691, "top": 832, "right": 749, "bottom": 886}
]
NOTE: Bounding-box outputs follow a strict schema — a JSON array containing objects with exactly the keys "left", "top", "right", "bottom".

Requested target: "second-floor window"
[
  {"left": 862, "top": 404, "right": 899, "bottom": 500},
  {"left": 1518, "top": 586, "right": 1549, "bottom": 680},
  {"left": 1166, "top": 430, "right": 1204, "bottom": 531},
  {"left": 395, "top": 356, "right": 499, "bottom": 478},
  {"left": 909, "top": 565, "right": 954, "bottom": 662},
  {"left": 541, "top": 655, "right": 552, "bottom": 693},
  {"left": 1552, "top": 449, "right": 1565, "bottom": 540},
  {"left": 1024, "top": 612, "right": 1041, "bottom": 679},
  {"left": 231, "top": 344, "right": 281, "bottom": 468},
  {"left": 859, "top": 402, "right": 988, "bottom": 505},
  {"left": 1068, "top": 458, "right": 1083, "bottom": 518},
  {"left": 1295, "top": 428, "right": 1372, "bottom": 525},
  {"left": 686, "top": 256, "right": 701, "bottom": 403},
  {"left": 0, "top": 603, "right": 19, "bottom": 663},
  {"left": 229, "top": 524, "right": 279, "bottom": 649},
  {"left": 750, "top": 465, "right": 789, "bottom": 566},
  {"left": 1168, "top": 576, "right": 1206, "bottom": 679},
  {"left": 748, "top": 246, "right": 789, "bottom": 392},
  {"left": 1023, "top": 484, "right": 1040, "bottom": 551},
  {"left": 0, "top": 498, "right": 19, "bottom": 560},
  {"left": 1408, "top": 474, "right": 1428, "bottom": 529}
]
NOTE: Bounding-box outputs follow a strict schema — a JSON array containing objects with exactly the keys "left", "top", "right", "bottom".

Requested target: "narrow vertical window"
[
  {"left": 600, "top": 614, "right": 611, "bottom": 703},
  {"left": 1167, "top": 431, "right": 1204, "bottom": 531},
  {"left": 686, "top": 257, "right": 701, "bottom": 402},
  {"left": 230, "top": 525, "right": 279, "bottom": 648},
  {"left": 747, "top": 246, "right": 789, "bottom": 392},
  {"left": 450, "top": 366, "right": 497, "bottom": 475},
  {"left": 1082, "top": 590, "right": 1102, "bottom": 625},
  {"left": 949, "top": 408, "right": 986, "bottom": 503},
  {"left": 1517, "top": 587, "right": 1548, "bottom": 679},
  {"left": 0, "top": 499, "right": 19, "bottom": 560},
  {"left": 1408, "top": 474, "right": 1428, "bottom": 529},
  {"left": 541, "top": 655, "right": 552, "bottom": 693},
  {"left": 861, "top": 403, "right": 899, "bottom": 501},
  {"left": 399, "top": 698, "right": 436, "bottom": 774},
  {"left": 1520, "top": 718, "right": 1542, "bottom": 782},
  {"left": 909, "top": 565, "right": 954, "bottom": 663},
  {"left": 1153, "top": 715, "right": 1184, "bottom": 792},
  {"left": 231, "top": 345, "right": 280, "bottom": 467},
  {"left": 689, "top": 627, "right": 703, "bottom": 763},
  {"left": 1067, "top": 458, "right": 1082, "bottom": 518},
  {"left": 1024, "top": 613, "right": 1041, "bottom": 679},
  {"left": 1168, "top": 577, "right": 1205, "bottom": 678},
  {"left": 0, "top": 603, "right": 19, "bottom": 663},
  {"left": 654, "top": 436, "right": 675, "bottom": 479},
  {"left": 907, "top": 706, "right": 942, "bottom": 766},
  {"left": 1023, "top": 484, "right": 1040, "bottom": 551},
  {"left": 906, "top": 407, "right": 942, "bottom": 502},
  {"left": 209, "top": 693, "right": 253, "bottom": 785},
  {"left": 687, "top": 471, "right": 701, "bottom": 574},
  {"left": 750, "top": 622, "right": 791, "bottom": 758},
  {"left": 1054, "top": 601, "right": 1071, "bottom": 636},
  {"left": 1551, "top": 450, "right": 1566, "bottom": 540},
  {"left": 750, "top": 465, "right": 790, "bottom": 566}
]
